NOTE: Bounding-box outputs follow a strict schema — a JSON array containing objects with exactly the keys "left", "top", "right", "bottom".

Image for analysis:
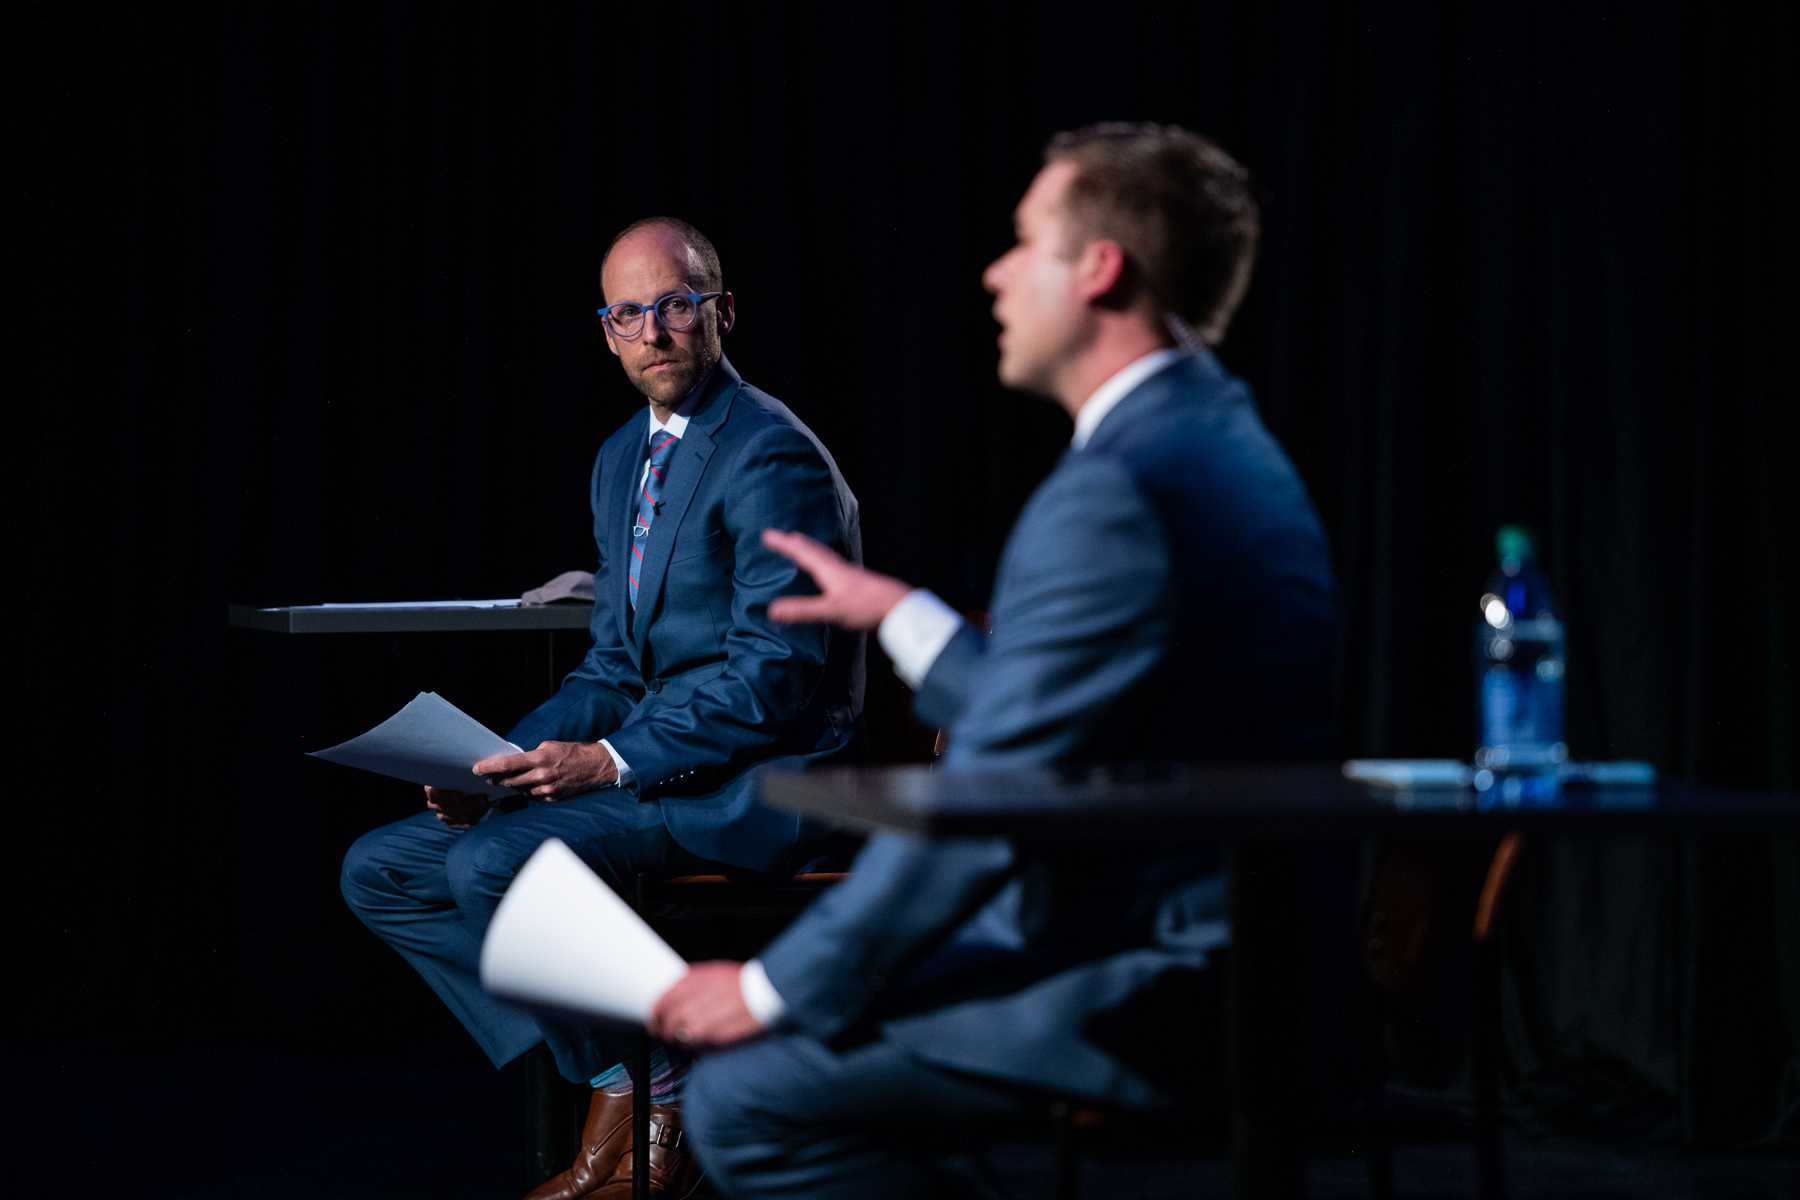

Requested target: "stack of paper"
[{"left": 308, "top": 691, "right": 523, "bottom": 797}]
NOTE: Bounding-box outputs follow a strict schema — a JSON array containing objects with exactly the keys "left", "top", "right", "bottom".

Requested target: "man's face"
[
  {"left": 600, "top": 226, "right": 732, "bottom": 409},
  {"left": 982, "top": 159, "right": 1089, "bottom": 398}
]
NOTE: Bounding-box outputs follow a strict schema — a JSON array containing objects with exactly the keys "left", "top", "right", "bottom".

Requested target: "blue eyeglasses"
[{"left": 597, "top": 289, "right": 723, "bottom": 339}]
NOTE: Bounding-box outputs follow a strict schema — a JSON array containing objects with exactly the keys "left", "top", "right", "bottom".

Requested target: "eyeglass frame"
[{"left": 596, "top": 289, "right": 724, "bottom": 340}]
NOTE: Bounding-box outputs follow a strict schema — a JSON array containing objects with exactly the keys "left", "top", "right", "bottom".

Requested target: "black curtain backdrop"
[{"left": 18, "top": 0, "right": 1797, "bottom": 1146}]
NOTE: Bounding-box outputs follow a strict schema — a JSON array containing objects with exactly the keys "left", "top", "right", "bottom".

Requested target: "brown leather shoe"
[
  {"left": 524, "top": 1088, "right": 634, "bottom": 1200},
  {"left": 590, "top": 1102, "right": 706, "bottom": 1199}
]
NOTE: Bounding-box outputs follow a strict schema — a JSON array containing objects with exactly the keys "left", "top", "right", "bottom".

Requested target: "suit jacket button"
[{"left": 645, "top": 679, "right": 662, "bottom": 693}]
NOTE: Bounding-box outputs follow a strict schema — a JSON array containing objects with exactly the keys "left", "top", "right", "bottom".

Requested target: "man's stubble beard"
[{"left": 628, "top": 332, "right": 721, "bottom": 409}]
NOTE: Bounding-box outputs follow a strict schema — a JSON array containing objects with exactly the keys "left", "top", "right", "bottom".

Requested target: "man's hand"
[
  {"left": 473, "top": 741, "right": 618, "bottom": 800},
  {"left": 424, "top": 785, "right": 492, "bottom": 829},
  {"left": 648, "top": 961, "right": 767, "bottom": 1050},
  {"left": 762, "top": 529, "right": 912, "bottom": 630}
]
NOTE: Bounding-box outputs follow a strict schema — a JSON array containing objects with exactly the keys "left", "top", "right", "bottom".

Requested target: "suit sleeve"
[
  {"left": 506, "top": 447, "right": 642, "bottom": 750},
  {"left": 602, "top": 424, "right": 848, "bottom": 792},
  {"left": 931, "top": 453, "right": 1172, "bottom": 769},
  {"left": 911, "top": 622, "right": 986, "bottom": 731},
  {"left": 758, "top": 831, "right": 1019, "bottom": 1040},
  {"left": 760, "top": 455, "right": 1175, "bottom": 1035}
]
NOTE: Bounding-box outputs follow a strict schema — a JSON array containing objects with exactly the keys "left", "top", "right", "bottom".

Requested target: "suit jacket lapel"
[{"left": 628, "top": 362, "right": 736, "bottom": 655}]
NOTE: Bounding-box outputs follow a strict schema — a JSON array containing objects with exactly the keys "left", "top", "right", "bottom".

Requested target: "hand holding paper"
[
  {"left": 424, "top": 785, "right": 492, "bottom": 829},
  {"left": 473, "top": 740, "right": 620, "bottom": 800},
  {"left": 479, "top": 839, "right": 687, "bottom": 1027},
  {"left": 649, "top": 962, "right": 766, "bottom": 1048}
]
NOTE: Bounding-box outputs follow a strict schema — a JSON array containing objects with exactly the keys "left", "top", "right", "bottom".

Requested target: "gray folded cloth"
[{"left": 521, "top": 570, "right": 596, "bottom": 606}]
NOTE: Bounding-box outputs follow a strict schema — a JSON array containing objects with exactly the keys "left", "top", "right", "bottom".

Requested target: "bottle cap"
[{"left": 1496, "top": 525, "right": 1535, "bottom": 564}]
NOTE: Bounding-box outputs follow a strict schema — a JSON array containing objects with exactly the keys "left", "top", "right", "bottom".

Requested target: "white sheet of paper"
[
  {"left": 307, "top": 691, "right": 523, "bottom": 796},
  {"left": 1341, "top": 759, "right": 1474, "bottom": 788},
  {"left": 480, "top": 839, "right": 688, "bottom": 1025}
]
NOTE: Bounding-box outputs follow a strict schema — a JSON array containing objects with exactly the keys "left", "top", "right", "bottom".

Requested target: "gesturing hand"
[
  {"left": 473, "top": 741, "right": 618, "bottom": 800},
  {"left": 762, "top": 529, "right": 912, "bottom": 631},
  {"left": 648, "top": 962, "right": 767, "bottom": 1050}
]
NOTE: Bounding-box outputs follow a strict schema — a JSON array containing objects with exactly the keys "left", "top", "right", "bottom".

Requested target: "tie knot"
[{"left": 649, "top": 431, "right": 680, "bottom": 461}]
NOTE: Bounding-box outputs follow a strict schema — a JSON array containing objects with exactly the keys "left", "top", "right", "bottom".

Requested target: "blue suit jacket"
[
  {"left": 507, "top": 358, "right": 864, "bottom": 871},
  {"left": 759, "top": 350, "right": 1338, "bottom": 1106}
]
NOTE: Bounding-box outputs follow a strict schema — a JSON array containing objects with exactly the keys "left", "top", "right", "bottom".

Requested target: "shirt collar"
[
  {"left": 649, "top": 407, "right": 690, "bottom": 440},
  {"left": 1070, "top": 348, "right": 1182, "bottom": 449},
  {"left": 646, "top": 366, "right": 713, "bottom": 440}
]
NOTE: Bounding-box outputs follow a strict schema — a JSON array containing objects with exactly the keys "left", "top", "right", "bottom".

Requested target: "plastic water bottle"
[{"left": 1473, "top": 526, "right": 1566, "bottom": 803}]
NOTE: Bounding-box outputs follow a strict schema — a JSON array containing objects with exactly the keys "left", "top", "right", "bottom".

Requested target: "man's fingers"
[
  {"left": 768, "top": 595, "right": 840, "bottom": 625},
  {"left": 496, "top": 767, "right": 547, "bottom": 791},
  {"left": 477, "top": 762, "right": 540, "bottom": 787},
  {"left": 473, "top": 751, "right": 534, "bottom": 776},
  {"left": 762, "top": 528, "right": 843, "bottom": 579}
]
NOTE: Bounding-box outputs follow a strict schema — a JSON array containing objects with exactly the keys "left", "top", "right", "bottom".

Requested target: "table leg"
[
  {"left": 1228, "top": 842, "right": 1303, "bottom": 1199},
  {"left": 546, "top": 629, "right": 566, "bottom": 693},
  {"left": 523, "top": 626, "right": 582, "bottom": 1184},
  {"left": 632, "top": 1036, "right": 652, "bottom": 1200},
  {"left": 523, "top": 1046, "right": 581, "bottom": 1188}
]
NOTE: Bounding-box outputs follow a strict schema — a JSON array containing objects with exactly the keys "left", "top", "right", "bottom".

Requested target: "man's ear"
[
  {"left": 1074, "top": 239, "right": 1128, "bottom": 304},
  {"left": 602, "top": 324, "right": 623, "bottom": 357},
  {"left": 717, "top": 290, "right": 736, "bottom": 337}
]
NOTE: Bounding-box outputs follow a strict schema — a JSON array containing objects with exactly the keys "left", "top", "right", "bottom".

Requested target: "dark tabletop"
[
  {"left": 761, "top": 764, "right": 1800, "bottom": 840},
  {"left": 228, "top": 602, "right": 594, "bottom": 634}
]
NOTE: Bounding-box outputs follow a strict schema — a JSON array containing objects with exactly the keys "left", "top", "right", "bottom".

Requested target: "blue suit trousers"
[
  {"left": 340, "top": 793, "right": 707, "bottom": 1082},
  {"left": 685, "top": 1032, "right": 1048, "bottom": 1199}
]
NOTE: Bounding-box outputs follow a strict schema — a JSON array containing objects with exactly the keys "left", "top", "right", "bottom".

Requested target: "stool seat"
[
  {"left": 654, "top": 870, "right": 849, "bottom": 886},
  {"left": 633, "top": 870, "right": 848, "bottom": 919}
]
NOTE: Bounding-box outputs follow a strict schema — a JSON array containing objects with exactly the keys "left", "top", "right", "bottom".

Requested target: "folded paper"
[{"left": 479, "top": 838, "right": 687, "bottom": 1025}]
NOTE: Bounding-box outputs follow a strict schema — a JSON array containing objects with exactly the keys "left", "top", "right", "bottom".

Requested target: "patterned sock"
[
  {"left": 650, "top": 1046, "right": 691, "bottom": 1104},
  {"left": 589, "top": 1048, "right": 687, "bottom": 1098},
  {"left": 589, "top": 1061, "right": 633, "bottom": 1096}
]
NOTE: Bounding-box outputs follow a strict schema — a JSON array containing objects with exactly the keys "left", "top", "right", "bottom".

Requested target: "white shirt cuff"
[
  {"left": 598, "top": 739, "right": 633, "bottom": 787},
  {"left": 878, "top": 589, "right": 963, "bottom": 690},
  {"left": 739, "top": 958, "right": 787, "bottom": 1026}
]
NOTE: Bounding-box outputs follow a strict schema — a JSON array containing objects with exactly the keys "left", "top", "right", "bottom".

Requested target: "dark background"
[{"left": 16, "top": 0, "right": 1796, "bottom": 1155}]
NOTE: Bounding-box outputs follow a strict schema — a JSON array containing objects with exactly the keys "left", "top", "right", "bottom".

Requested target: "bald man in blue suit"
[
  {"left": 649, "top": 126, "right": 1338, "bottom": 1199},
  {"left": 341, "top": 217, "right": 861, "bottom": 1199}
]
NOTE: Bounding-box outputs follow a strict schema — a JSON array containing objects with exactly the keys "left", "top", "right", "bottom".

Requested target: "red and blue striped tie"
[{"left": 628, "top": 431, "right": 681, "bottom": 609}]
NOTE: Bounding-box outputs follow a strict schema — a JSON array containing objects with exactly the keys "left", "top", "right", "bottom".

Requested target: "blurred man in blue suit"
[
  {"left": 341, "top": 217, "right": 862, "bottom": 1199},
  {"left": 650, "top": 125, "right": 1338, "bottom": 1198}
]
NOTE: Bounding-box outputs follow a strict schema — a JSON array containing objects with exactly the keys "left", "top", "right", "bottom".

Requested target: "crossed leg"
[{"left": 341, "top": 792, "right": 705, "bottom": 1080}]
